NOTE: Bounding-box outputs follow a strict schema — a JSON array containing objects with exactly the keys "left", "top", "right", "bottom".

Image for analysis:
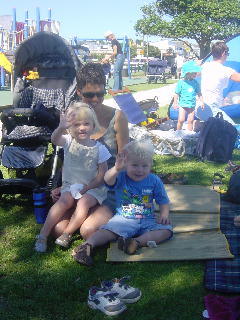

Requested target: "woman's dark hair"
[
  {"left": 77, "top": 63, "right": 106, "bottom": 89},
  {"left": 211, "top": 41, "right": 229, "bottom": 59}
]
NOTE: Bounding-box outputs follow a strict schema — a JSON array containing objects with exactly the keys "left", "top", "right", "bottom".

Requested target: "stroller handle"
[{"left": 2, "top": 108, "right": 33, "bottom": 117}]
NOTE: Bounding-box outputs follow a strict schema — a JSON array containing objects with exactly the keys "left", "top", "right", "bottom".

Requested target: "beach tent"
[{"left": 169, "top": 33, "right": 240, "bottom": 120}]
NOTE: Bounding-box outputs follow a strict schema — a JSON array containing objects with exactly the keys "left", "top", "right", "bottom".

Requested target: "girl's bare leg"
[
  {"left": 177, "top": 107, "right": 186, "bottom": 130},
  {"left": 39, "top": 192, "right": 75, "bottom": 238},
  {"left": 63, "top": 194, "right": 98, "bottom": 235},
  {"left": 187, "top": 109, "right": 195, "bottom": 131},
  {"left": 51, "top": 209, "right": 73, "bottom": 238}
]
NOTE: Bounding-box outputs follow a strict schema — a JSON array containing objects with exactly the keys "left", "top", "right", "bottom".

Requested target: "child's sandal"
[
  {"left": 117, "top": 237, "right": 140, "bottom": 255},
  {"left": 72, "top": 243, "right": 93, "bottom": 266}
]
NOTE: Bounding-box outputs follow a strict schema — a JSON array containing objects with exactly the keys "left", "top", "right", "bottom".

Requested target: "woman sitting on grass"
[
  {"left": 72, "top": 140, "right": 173, "bottom": 266},
  {"left": 42, "top": 62, "right": 129, "bottom": 252}
]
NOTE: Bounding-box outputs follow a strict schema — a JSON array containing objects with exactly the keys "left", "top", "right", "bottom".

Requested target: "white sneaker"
[
  {"left": 101, "top": 276, "right": 142, "bottom": 303},
  {"left": 35, "top": 234, "right": 47, "bottom": 253},
  {"left": 88, "top": 286, "right": 126, "bottom": 316}
]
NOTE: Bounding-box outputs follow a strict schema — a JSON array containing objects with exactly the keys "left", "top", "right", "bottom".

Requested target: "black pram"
[
  {"left": 147, "top": 58, "right": 167, "bottom": 84},
  {"left": 0, "top": 31, "right": 81, "bottom": 196}
]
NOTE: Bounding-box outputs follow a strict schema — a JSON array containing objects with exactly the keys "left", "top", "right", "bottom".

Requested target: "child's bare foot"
[{"left": 234, "top": 216, "right": 240, "bottom": 227}]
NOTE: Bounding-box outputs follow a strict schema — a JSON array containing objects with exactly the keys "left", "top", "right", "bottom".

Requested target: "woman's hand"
[
  {"left": 173, "top": 104, "right": 179, "bottom": 110},
  {"left": 51, "top": 187, "right": 61, "bottom": 202},
  {"left": 115, "top": 152, "right": 127, "bottom": 172}
]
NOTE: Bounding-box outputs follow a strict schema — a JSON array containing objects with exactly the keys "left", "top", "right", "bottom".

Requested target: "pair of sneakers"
[{"left": 88, "top": 276, "right": 141, "bottom": 316}]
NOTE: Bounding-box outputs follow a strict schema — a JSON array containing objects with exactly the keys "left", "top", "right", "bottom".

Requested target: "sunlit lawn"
[{"left": 1, "top": 83, "right": 240, "bottom": 319}]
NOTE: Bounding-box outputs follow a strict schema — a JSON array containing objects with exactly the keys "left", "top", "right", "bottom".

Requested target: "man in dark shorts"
[{"left": 103, "top": 31, "right": 125, "bottom": 93}]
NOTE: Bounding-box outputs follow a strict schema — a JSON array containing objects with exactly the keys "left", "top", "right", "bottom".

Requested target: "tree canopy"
[{"left": 135, "top": 0, "right": 240, "bottom": 58}]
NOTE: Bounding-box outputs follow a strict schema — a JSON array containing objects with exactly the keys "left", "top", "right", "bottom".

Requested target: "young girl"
[
  {"left": 173, "top": 60, "right": 204, "bottom": 131},
  {"left": 35, "top": 103, "right": 111, "bottom": 252},
  {"left": 72, "top": 140, "right": 173, "bottom": 266}
]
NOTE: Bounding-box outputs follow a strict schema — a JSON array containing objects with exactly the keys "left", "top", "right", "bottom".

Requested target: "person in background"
[
  {"left": 175, "top": 53, "right": 185, "bottom": 79},
  {"left": 103, "top": 31, "right": 125, "bottom": 93},
  {"left": 72, "top": 140, "right": 172, "bottom": 266},
  {"left": 201, "top": 41, "right": 240, "bottom": 111},
  {"left": 173, "top": 60, "right": 204, "bottom": 131}
]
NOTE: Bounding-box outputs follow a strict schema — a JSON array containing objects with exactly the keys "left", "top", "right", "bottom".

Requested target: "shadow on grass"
[{"left": 1, "top": 235, "right": 206, "bottom": 320}]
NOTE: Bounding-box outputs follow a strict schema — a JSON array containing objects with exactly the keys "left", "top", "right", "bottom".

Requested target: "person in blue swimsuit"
[{"left": 173, "top": 60, "right": 204, "bottom": 131}]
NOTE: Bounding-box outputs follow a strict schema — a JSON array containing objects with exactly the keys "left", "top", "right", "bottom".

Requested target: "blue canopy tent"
[{"left": 169, "top": 34, "right": 240, "bottom": 120}]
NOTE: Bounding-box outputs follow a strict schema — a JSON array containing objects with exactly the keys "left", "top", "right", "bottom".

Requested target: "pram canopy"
[
  {"left": 147, "top": 59, "right": 167, "bottom": 75},
  {"left": 14, "top": 31, "right": 80, "bottom": 81}
]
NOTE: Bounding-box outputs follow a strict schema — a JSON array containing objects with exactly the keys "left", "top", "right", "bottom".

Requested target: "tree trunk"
[{"left": 199, "top": 41, "right": 211, "bottom": 59}]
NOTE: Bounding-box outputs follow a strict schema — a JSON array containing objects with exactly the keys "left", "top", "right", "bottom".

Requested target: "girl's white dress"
[{"left": 61, "top": 135, "right": 111, "bottom": 204}]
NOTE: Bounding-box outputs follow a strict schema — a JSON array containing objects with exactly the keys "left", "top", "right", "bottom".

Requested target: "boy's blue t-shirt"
[
  {"left": 106, "top": 171, "right": 169, "bottom": 218},
  {"left": 175, "top": 79, "right": 200, "bottom": 108}
]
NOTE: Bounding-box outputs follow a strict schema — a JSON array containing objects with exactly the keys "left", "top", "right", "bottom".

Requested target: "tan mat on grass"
[
  {"left": 161, "top": 185, "right": 220, "bottom": 214},
  {"left": 171, "top": 213, "right": 219, "bottom": 233},
  {"left": 107, "top": 231, "right": 234, "bottom": 262}
]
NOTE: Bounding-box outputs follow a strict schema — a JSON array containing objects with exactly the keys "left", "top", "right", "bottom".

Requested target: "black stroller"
[
  {"left": 0, "top": 31, "right": 81, "bottom": 196},
  {"left": 147, "top": 58, "right": 168, "bottom": 84}
]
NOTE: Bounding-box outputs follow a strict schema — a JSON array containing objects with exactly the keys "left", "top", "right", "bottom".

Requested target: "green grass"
[
  {"left": 1, "top": 81, "right": 240, "bottom": 319},
  {"left": 1, "top": 150, "right": 240, "bottom": 320},
  {"left": 104, "top": 79, "right": 177, "bottom": 99}
]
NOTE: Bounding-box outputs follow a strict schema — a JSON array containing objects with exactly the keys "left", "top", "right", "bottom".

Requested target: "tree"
[
  {"left": 144, "top": 45, "right": 161, "bottom": 57},
  {"left": 135, "top": 0, "right": 240, "bottom": 58}
]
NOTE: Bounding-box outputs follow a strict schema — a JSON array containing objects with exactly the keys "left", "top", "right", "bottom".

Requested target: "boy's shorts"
[{"left": 100, "top": 215, "right": 173, "bottom": 239}]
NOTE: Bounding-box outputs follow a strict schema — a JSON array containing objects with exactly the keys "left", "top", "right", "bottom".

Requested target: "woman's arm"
[
  {"left": 114, "top": 111, "right": 129, "bottom": 153},
  {"left": 81, "top": 162, "right": 108, "bottom": 194}
]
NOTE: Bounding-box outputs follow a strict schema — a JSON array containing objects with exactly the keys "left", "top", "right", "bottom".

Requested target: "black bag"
[
  {"left": 195, "top": 113, "right": 238, "bottom": 163},
  {"left": 157, "top": 119, "right": 177, "bottom": 131},
  {"left": 224, "top": 170, "right": 240, "bottom": 204}
]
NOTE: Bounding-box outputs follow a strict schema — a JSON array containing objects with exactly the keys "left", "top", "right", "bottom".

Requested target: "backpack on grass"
[{"left": 195, "top": 113, "right": 237, "bottom": 163}]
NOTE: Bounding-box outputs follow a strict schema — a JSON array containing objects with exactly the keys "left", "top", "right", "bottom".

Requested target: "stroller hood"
[{"left": 14, "top": 31, "right": 81, "bottom": 80}]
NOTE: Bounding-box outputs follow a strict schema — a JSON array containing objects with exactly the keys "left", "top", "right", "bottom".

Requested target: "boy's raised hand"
[{"left": 115, "top": 152, "right": 127, "bottom": 172}]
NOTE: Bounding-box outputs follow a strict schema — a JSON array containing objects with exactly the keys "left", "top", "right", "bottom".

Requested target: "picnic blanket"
[
  {"left": 204, "top": 200, "right": 240, "bottom": 293},
  {"left": 107, "top": 185, "right": 233, "bottom": 262}
]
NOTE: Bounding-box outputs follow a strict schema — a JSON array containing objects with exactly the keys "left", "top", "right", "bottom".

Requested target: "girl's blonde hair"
[
  {"left": 123, "top": 140, "right": 155, "bottom": 162},
  {"left": 68, "top": 102, "right": 100, "bottom": 134}
]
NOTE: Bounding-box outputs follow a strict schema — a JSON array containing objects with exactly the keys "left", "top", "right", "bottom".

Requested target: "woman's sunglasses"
[{"left": 82, "top": 91, "right": 105, "bottom": 99}]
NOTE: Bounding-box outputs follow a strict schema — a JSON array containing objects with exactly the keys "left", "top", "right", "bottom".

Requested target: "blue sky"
[{"left": 1, "top": 0, "right": 155, "bottom": 40}]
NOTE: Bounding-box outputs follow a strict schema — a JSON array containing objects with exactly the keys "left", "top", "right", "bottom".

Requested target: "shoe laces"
[
  {"left": 90, "top": 287, "right": 119, "bottom": 301},
  {"left": 118, "top": 276, "right": 131, "bottom": 290}
]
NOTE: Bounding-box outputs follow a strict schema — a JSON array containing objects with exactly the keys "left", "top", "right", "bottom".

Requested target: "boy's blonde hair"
[
  {"left": 68, "top": 102, "right": 100, "bottom": 134},
  {"left": 123, "top": 140, "right": 155, "bottom": 162}
]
